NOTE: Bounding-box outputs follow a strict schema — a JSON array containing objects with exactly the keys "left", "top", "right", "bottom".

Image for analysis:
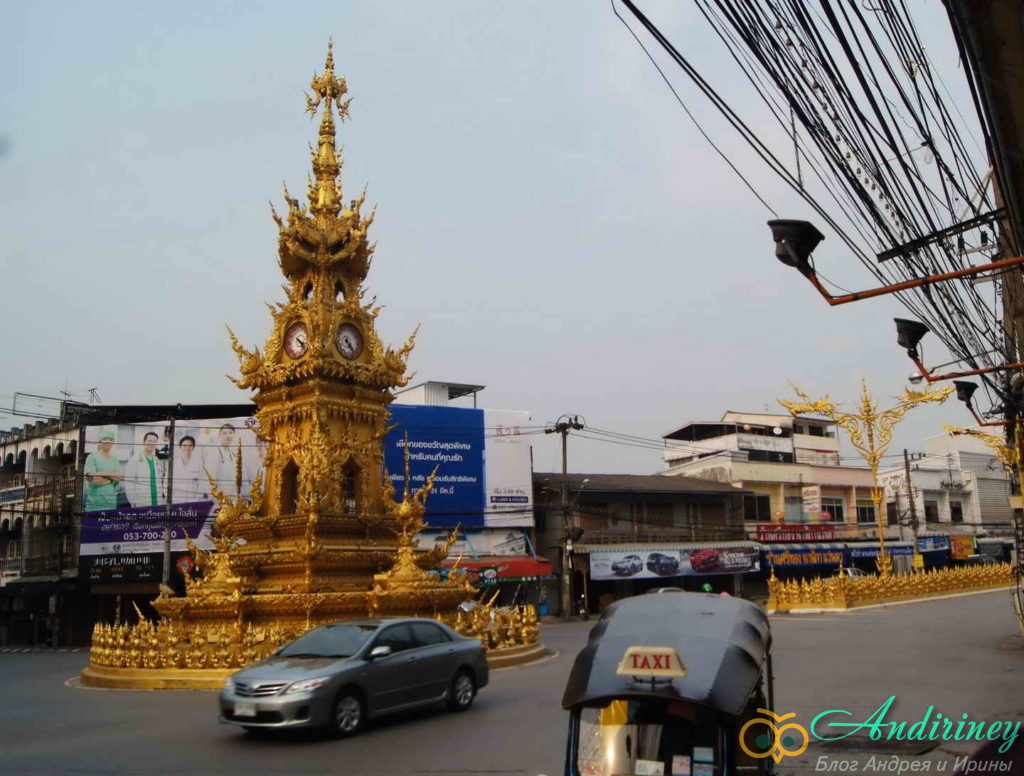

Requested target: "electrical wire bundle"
[{"left": 614, "top": 0, "right": 1014, "bottom": 416}]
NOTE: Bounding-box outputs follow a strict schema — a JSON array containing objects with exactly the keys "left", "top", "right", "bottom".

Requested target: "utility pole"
[
  {"left": 903, "top": 449, "right": 919, "bottom": 547},
  {"left": 546, "top": 414, "right": 584, "bottom": 620},
  {"left": 161, "top": 417, "right": 176, "bottom": 588}
]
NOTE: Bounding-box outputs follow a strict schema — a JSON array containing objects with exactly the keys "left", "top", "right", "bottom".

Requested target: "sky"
[{"left": 0, "top": 1, "right": 983, "bottom": 475}]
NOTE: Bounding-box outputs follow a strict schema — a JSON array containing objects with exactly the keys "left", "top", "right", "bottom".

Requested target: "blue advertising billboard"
[{"left": 383, "top": 405, "right": 533, "bottom": 528}]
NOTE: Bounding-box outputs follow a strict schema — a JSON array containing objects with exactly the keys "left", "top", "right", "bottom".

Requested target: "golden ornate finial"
[
  {"left": 943, "top": 424, "right": 1019, "bottom": 469},
  {"left": 780, "top": 380, "right": 952, "bottom": 576},
  {"left": 304, "top": 40, "right": 351, "bottom": 220}
]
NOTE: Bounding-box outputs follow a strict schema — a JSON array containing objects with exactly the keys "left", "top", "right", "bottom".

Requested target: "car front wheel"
[
  {"left": 447, "top": 671, "right": 475, "bottom": 712},
  {"left": 331, "top": 692, "right": 364, "bottom": 737}
]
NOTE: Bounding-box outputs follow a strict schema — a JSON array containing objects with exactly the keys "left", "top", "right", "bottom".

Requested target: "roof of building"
[
  {"left": 394, "top": 381, "right": 485, "bottom": 401},
  {"left": 662, "top": 411, "right": 834, "bottom": 441},
  {"left": 532, "top": 472, "right": 747, "bottom": 495}
]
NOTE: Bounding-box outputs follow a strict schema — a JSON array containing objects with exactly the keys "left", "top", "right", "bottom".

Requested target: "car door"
[
  {"left": 362, "top": 623, "right": 419, "bottom": 712},
  {"left": 409, "top": 622, "right": 457, "bottom": 700}
]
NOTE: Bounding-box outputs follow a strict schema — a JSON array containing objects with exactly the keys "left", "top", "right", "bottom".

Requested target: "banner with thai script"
[
  {"left": 757, "top": 524, "right": 836, "bottom": 542},
  {"left": 762, "top": 547, "right": 846, "bottom": 567},
  {"left": 79, "top": 550, "right": 195, "bottom": 584},
  {"left": 79, "top": 501, "right": 216, "bottom": 556},
  {"left": 848, "top": 544, "right": 913, "bottom": 559}
]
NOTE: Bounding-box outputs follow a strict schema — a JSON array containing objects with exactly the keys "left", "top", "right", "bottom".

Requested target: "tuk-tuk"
[{"left": 561, "top": 593, "right": 775, "bottom": 776}]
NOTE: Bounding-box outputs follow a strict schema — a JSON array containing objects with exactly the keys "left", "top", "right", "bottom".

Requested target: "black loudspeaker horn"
[
  {"left": 894, "top": 318, "right": 930, "bottom": 355},
  {"left": 767, "top": 219, "right": 825, "bottom": 273},
  {"left": 953, "top": 381, "right": 978, "bottom": 405}
]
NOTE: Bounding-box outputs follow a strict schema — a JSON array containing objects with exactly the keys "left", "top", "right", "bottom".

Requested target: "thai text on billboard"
[{"left": 384, "top": 405, "right": 533, "bottom": 527}]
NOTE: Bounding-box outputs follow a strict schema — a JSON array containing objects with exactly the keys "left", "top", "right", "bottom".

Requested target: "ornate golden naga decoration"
[
  {"left": 82, "top": 44, "right": 538, "bottom": 687},
  {"left": 767, "top": 562, "right": 1013, "bottom": 612},
  {"left": 942, "top": 424, "right": 1020, "bottom": 470},
  {"left": 779, "top": 380, "right": 953, "bottom": 575}
]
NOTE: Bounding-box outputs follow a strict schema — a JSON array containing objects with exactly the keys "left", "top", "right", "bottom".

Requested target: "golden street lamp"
[{"left": 779, "top": 381, "right": 953, "bottom": 575}]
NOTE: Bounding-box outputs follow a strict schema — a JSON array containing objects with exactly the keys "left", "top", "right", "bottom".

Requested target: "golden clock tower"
[
  {"left": 81, "top": 45, "right": 541, "bottom": 688},
  {"left": 220, "top": 41, "right": 417, "bottom": 600}
]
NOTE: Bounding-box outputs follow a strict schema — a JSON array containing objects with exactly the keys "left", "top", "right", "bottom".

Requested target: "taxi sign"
[{"left": 616, "top": 646, "right": 687, "bottom": 679}]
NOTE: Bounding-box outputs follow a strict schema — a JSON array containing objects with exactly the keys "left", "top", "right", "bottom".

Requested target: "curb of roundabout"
[{"left": 77, "top": 640, "right": 555, "bottom": 690}]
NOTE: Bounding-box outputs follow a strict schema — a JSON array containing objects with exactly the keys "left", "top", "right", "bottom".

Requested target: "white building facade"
[
  {"left": 878, "top": 429, "right": 1012, "bottom": 540},
  {"left": 660, "top": 411, "right": 880, "bottom": 538}
]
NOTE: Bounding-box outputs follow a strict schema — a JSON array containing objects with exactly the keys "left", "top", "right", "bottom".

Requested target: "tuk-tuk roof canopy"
[{"left": 561, "top": 593, "right": 769, "bottom": 716}]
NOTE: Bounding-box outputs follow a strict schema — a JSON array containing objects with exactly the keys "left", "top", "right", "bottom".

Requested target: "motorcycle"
[{"left": 576, "top": 596, "right": 590, "bottom": 621}]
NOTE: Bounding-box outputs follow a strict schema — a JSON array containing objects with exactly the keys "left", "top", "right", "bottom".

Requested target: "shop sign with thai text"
[
  {"left": 762, "top": 547, "right": 846, "bottom": 567},
  {"left": 757, "top": 524, "right": 836, "bottom": 542}
]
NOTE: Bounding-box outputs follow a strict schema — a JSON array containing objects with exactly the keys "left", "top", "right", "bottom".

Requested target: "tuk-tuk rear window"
[{"left": 575, "top": 698, "right": 722, "bottom": 776}]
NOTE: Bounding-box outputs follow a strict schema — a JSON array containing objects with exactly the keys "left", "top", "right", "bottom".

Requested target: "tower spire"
[{"left": 304, "top": 40, "right": 351, "bottom": 219}]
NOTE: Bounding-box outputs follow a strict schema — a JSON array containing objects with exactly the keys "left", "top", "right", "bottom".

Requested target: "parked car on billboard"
[
  {"left": 611, "top": 554, "right": 644, "bottom": 577},
  {"left": 689, "top": 549, "right": 721, "bottom": 573},
  {"left": 645, "top": 552, "right": 680, "bottom": 576}
]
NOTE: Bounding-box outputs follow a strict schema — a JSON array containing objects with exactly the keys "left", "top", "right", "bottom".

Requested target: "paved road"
[{"left": 1, "top": 591, "right": 1021, "bottom": 776}]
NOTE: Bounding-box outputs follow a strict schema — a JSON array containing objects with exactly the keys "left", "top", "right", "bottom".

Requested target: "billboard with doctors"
[{"left": 79, "top": 417, "right": 264, "bottom": 583}]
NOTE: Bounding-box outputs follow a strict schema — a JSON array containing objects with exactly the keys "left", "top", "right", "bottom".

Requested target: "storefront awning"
[
  {"left": 575, "top": 540, "right": 759, "bottom": 554},
  {"left": 761, "top": 543, "right": 846, "bottom": 551},
  {"left": 439, "top": 555, "right": 554, "bottom": 581},
  {"left": 846, "top": 541, "right": 914, "bottom": 558}
]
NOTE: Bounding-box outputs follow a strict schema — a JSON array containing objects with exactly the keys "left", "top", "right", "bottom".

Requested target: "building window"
[
  {"left": 856, "top": 501, "right": 876, "bottom": 524},
  {"left": 743, "top": 494, "right": 772, "bottom": 522},
  {"left": 924, "top": 500, "right": 940, "bottom": 523},
  {"left": 747, "top": 450, "right": 794, "bottom": 463},
  {"left": 821, "top": 497, "right": 846, "bottom": 524},
  {"left": 950, "top": 501, "right": 964, "bottom": 523},
  {"left": 886, "top": 502, "right": 898, "bottom": 526},
  {"left": 808, "top": 426, "right": 825, "bottom": 437}
]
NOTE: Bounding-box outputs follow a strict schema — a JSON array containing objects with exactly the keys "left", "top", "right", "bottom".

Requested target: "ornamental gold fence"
[{"left": 768, "top": 563, "right": 1013, "bottom": 612}]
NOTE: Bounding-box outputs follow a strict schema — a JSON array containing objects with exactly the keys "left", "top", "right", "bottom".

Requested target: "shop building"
[
  {"left": 0, "top": 418, "right": 81, "bottom": 646},
  {"left": 533, "top": 472, "right": 756, "bottom": 615},
  {"left": 660, "top": 411, "right": 880, "bottom": 539},
  {"left": 878, "top": 428, "right": 1012, "bottom": 536}
]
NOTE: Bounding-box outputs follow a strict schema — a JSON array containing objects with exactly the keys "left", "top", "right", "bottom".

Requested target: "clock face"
[
  {"left": 283, "top": 322, "right": 309, "bottom": 359},
  {"left": 335, "top": 322, "right": 363, "bottom": 360}
]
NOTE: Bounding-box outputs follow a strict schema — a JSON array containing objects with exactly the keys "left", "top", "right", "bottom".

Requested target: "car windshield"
[
  {"left": 278, "top": 624, "right": 378, "bottom": 658},
  {"left": 575, "top": 698, "right": 722, "bottom": 776}
]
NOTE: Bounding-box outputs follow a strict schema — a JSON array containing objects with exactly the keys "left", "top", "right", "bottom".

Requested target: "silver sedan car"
[{"left": 219, "top": 618, "right": 489, "bottom": 736}]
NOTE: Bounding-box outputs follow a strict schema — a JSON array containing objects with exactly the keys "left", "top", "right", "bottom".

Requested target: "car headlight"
[
  {"left": 285, "top": 677, "right": 331, "bottom": 694},
  {"left": 222, "top": 678, "right": 236, "bottom": 692}
]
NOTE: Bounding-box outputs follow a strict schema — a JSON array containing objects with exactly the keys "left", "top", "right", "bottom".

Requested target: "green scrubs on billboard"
[{"left": 84, "top": 453, "right": 120, "bottom": 511}]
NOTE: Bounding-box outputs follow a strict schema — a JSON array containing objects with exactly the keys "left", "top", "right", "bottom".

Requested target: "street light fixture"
[
  {"left": 768, "top": 220, "right": 1024, "bottom": 305},
  {"left": 952, "top": 380, "right": 1010, "bottom": 427},
  {"left": 894, "top": 318, "right": 1024, "bottom": 384}
]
